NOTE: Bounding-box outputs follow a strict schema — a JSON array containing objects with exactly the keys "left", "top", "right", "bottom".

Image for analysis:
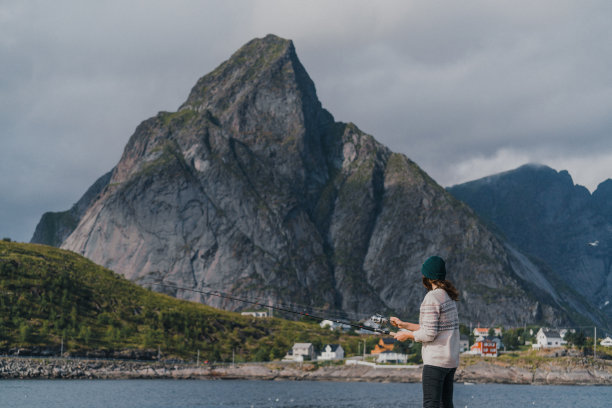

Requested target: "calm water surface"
[{"left": 0, "top": 379, "right": 609, "bottom": 408}]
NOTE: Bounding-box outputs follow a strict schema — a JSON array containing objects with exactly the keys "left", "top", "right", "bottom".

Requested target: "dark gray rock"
[
  {"left": 448, "top": 164, "right": 612, "bottom": 326},
  {"left": 34, "top": 35, "right": 600, "bottom": 327},
  {"left": 31, "top": 171, "right": 112, "bottom": 246}
]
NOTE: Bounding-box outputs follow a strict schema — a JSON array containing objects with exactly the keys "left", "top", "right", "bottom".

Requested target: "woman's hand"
[
  {"left": 392, "top": 330, "right": 414, "bottom": 342},
  {"left": 389, "top": 316, "right": 403, "bottom": 328}
]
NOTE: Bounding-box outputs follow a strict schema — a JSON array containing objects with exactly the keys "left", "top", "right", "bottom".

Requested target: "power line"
[
  {"left": 155, "top": 281, "right": 375, "bottom": 322},
  {"left": 151, "top": 282, "right": 390, "bottom": 334}
]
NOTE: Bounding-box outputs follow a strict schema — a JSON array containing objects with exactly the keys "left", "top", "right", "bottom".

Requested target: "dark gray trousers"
[{"left": 422, "top": 364, "right": 456, "bottom": 408}]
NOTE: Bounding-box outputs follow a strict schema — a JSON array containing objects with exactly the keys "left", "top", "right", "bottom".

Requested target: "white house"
[
  {"left": 473, "top": 327, "right": 502, "bottom": 341},
  {"left": 600, "top": 336, "right": 612, "bottom": 347},
  {"left": 320, "top": 320, "right": 339, "bottom": 330},
  {"left": 318, "top": 344, "right": 344, "bottom": 360},
  {"left": 240, "top": 309, "right": 269, "bottom": 318},
  {"left": 376, "top": 351, "right": 408, "bottom": 364},
  {"left": 534, "top": 328, "right": 566, "bottom": 349},
  {"left": 283, "top": 343, "right": 316, "bottom": 362},
  {"left": 459, "top": 335, "right": 470, "bottom": 353},
  {"left": 319, "top": 320, "right": 351, "bottom": 332}
]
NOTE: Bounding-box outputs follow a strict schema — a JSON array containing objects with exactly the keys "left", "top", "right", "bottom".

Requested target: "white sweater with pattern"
[{"left": 412, "top": 288, "right": 460, "bottom": 368}]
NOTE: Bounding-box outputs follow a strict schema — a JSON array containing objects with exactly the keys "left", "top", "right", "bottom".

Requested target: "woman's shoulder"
[
  {"left": 423, "top": 288, "right": 451, "bottom": 303},
  {"left": 422, "top": 288, "right": 446, "bottom": 303}
]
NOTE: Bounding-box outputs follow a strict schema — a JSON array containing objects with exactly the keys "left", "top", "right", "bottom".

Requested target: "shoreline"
[{"left": 1, "top": 357, "right": 611, "bottom": 385}]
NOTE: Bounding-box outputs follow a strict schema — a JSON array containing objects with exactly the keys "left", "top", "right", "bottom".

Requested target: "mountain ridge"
[
  {"left": 31, "top": 35, "right": 606, "bottom": 328},
  {"left": 448, "top": 163, "right": 612, "bottom": 325}
]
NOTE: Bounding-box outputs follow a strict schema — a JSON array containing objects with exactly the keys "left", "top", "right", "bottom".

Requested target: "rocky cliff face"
[
  {"left": 448, "top": 164, "right": 612, "bottom": 325},
  {"left": 31, "top": 171, "right": 112, "bottom": 247},
  {"left": 32, "top": 35, "right": 603, "bottom": 327}
]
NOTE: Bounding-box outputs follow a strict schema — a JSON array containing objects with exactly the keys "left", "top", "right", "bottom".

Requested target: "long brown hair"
[{"left": 422, "top": 277, "right": 459, "bottom": 301}]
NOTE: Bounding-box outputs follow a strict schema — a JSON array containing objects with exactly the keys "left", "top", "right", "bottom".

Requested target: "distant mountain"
[
  {"left": 32, "top": 35, "right": 606, "bottom": 328},
  {"left": 448, "top": 164, "right": 612, "bottom": 324}
]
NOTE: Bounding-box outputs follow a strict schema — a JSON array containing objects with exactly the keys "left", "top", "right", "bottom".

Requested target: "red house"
[{"left": 470, "top": 338, "right": 498, "bottom": 357}]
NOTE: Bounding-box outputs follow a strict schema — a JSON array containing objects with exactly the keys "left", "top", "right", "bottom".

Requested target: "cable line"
[{"left": 151, "top": 282, "right": 391, "bottom": 334}]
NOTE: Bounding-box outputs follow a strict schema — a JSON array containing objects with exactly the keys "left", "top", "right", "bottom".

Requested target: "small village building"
[
  {"left": 600, "top": 337, "right": 612, "bottom": 347},
  {"left": 318, "top": 344, "right": 344, "bottom": 360},
  {"left": 320, "top": 320, "right": 339, "bottom": 330},
  {"left": 240, "top": 309, "right": 269, "bottom": 318},
  {"left": 283, "top": 343, "right": 316, "bottom": 362},
  {"left": 470, "top": 338, "right": 498, "bottom": 357},
  {"left": 459, "top": 334, "right": 470, "bottom": 353},
  {"left": 376, "top": 351, "right": 408, "bottom": 364},
  {"left": 473, "top": 327, "right": 502, "bottom": 340},
  {"left": 319, "top": 320, "right": 351, "bottom": 331},
  {"left": 372, "top": 338, "right": 396, "bottom": 354},
  {"left": 535, "top": 328, "right": 565, "bottom": 349},
  {"left": 489, "top": 336, "right": 503, "bottom": 351}
]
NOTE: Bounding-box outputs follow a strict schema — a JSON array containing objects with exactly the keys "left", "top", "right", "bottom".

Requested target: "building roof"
[
  {"left": 474, "top": 328, "right": 489, "bottom": 333},
  {"left": 293, "top": 342, "right": 313, "bottom": 347},
  {"left": 381, "top": 338, "right": 396, "bottom": 345},
  {"left": 541, "top": 329, "right": 562, "bottom": 338},
  {"left": 324, "top": 344, "right": 341, "bottom": 351}
]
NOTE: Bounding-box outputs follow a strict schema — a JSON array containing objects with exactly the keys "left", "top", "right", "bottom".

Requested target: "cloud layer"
[{"left": 2, "top": 0, "right": 612, "bottom": 241}]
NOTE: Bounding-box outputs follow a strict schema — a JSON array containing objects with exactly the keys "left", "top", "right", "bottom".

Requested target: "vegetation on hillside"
[{"left": 0, "top": 241, "right": 375, "bottom": 362}]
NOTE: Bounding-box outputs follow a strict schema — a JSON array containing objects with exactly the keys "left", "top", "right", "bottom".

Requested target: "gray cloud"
[{"left": 2, "top": 0, "right": 612, "bottom": 242}]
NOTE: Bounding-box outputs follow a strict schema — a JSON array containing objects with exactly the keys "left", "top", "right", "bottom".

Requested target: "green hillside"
[{"left": 0, "top": 241, "right": 365, "bottom": 361}]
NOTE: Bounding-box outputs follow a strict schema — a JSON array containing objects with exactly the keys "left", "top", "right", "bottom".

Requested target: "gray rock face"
[
  {"left": 31, "top": 171, "right": 112, "bottom": 247},
  {"left": 35, "top": 35, "right": 599, "bottom": 327},
  {"left": 448, "top": 164, "right": 612, "bottom": 326}
]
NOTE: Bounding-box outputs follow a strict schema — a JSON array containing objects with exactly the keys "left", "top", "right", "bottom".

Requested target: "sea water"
[{"left": 0, "top": 379, "right": 609, "bottom": 408}]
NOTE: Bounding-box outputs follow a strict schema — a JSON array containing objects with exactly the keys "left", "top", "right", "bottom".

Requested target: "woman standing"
[{"left": 390, "top": 255, "right": 460, "bottom": 408}]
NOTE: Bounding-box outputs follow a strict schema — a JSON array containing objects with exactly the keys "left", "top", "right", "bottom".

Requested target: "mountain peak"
[
  {"left": 34, "top": 36, "right": 594, "bottom": 329},
  {"left": 180, "top": 34, "right": 307, "bottom": 113}
]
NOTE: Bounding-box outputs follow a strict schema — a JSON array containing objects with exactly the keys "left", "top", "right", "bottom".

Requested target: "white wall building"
[
  {"left": 240, "top": 310, "right": 269, "bottom": 318},
  {"left": 600, "top": 336, "right": 612, "bottom": 347},
  {"left": 534, "top": 328, "right": 566, "bottom": 349},
  {"left": 459, "top": 335, "right": 470, "bottom": 353},
  {"left": 376, "top": 351, "right": 408, "bottom": 364},
  {"left": 318, "top": 344, "right": 344, "bottom": 360},
  {"left": 283, "top": 343, "right": 316, "bottom": 361}
]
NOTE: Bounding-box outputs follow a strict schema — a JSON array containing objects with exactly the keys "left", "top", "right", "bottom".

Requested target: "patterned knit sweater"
[{"left": 412, "top": 288, "right": 460, "bottom": 368}]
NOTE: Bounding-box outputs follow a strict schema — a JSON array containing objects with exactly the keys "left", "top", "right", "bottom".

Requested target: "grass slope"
[{"left": 0, "top": 241, "right": 366, "bottom": 361}]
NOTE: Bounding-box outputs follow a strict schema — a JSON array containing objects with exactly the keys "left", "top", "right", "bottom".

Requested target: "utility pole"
[
  {"left": 594, "top": 326, "right": 597, "bottom": 359},
  {"left": 363, "top": 339, "right": 366, "bottom": 360},
  {"left": 232, "top": 349, "right": 235, "bottom": 367},
  {"left": 60, "top": 337, "right": 63, "bottom": 357},
  {"left": 197, "top": 350, "right": 200, "bottom": 365}
]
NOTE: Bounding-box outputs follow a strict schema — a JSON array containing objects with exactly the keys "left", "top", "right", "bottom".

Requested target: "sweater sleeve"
[{"left": 412, "top": 294, "right": 440, "bottom": 343}]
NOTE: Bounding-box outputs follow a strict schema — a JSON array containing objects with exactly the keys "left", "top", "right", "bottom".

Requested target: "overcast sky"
[{"left": 2, "top": 0, "right": 612, "bottom": 242}]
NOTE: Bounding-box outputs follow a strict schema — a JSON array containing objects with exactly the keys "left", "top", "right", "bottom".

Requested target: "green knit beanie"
[{"left": 421, "top": 256, "right": 446, "bottom": 280}]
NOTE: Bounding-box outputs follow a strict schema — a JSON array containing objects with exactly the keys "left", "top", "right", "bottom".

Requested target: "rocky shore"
[{"left": 1, "top": 357, "right": 611, "bottom": 385}]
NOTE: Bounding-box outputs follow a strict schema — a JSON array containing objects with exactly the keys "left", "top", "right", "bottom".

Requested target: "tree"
[
  {"left": 78, "top": 325, "right": 92, "bottom": 345},
  {"left": 502, "top": 330, "right": 520, "bottom": 350},
  {"left": 393, "top": 339, "right": 412, "bottom": 354},
  {"left": 409, "top": 342, "right": 422, "bottom": 364},
  {"left": 565, "top": 330, "right": 586, "bottom": 348},
  {"left": 19, "top": 322, "right": 32, "bottom": 344}
]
